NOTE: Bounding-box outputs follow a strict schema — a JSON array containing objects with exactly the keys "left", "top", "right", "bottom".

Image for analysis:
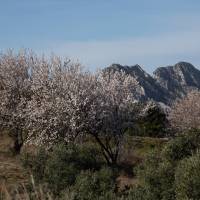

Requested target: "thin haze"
[{"left": 0, "top": 0, "right": 200, "bottom": 73}]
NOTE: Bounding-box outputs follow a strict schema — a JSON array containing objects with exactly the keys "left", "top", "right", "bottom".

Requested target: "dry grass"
[
  {"left": 0, "top": 132, "right": 29, "bottom": 195},
  {"left": 0, "top": 176, "right": 53, "bottom": 200},
  {"left": 0, "top": 132, "right": 54, "bottom": 199}
]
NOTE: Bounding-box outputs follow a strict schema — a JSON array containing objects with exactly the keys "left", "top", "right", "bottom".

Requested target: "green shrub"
[
  {"left": 46, "top": 143, "right": 103, "bottom": 194},
  {"left": 133, "top": 130, "right": 200, "bottom": 200},
  {"left": 21, "top": 142, "right": 104, "bottom": 195},
  {"left": 175, "top": 152, "right": 200, "bottom": 200},
  {"left": 67, "top": 167, "right": 117, "bottom": 200},
  {"left": 44, "top": 159, "right": 79, "bottom": 194},
  {"left": 137, "top": 106, "right": 168, "bottom": 138},
  {"left": 126, "top": 186, "right": 146, "bottom": 200},
  {"left": 75, "top": 143, "right": 103, "bottom": 170},
  {"left": 137, "top": 151, "right": 175, "bottom": 200},
  {"left": 162, "top": 129, "right": 200, "bottom": 163}
]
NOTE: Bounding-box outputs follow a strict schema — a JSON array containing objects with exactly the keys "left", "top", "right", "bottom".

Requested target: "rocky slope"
[{"left": 105, "top": 62, "right": 200, "bottom": 105}]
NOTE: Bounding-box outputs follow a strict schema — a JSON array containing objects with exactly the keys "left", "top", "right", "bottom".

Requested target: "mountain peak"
[
  {"left": 107, "top": 63, "right": 148, "bottom": 75},
  {"left": 108, "top": 63, "right": 142, "bottom": 72},
  {"left": 130, "top": 64, "right": 145, "bottom": 74},
  {"left": 154, "top": 62, "right": 196, "bottom": 75},
  {"left": 174, "top": 61, "right": 195, "bottom": 69},
  {"left": 153, "top": 62, "right": 200, "bottom": 101}
]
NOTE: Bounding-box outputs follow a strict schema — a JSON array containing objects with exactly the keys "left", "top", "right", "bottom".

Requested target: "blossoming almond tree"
[
  {"left": 169, "top": 90, "right": 200, "bottom": 132},
  {"left": 26, "top": 56, "right": 138, "bottom": 164},
  {"left": 0, "top": 50, "right": 32, "bottom": 153},
  {"left": 92, "top": 70, "right": 138, "bottom": 164},
  {"left": 26, "top": 56, "right": 87, "bottom": 145}
]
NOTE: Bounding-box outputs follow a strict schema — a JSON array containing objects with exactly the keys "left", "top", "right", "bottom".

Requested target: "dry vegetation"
[{"left": 0, "top": 132, "right": 28, "bottom": 198}]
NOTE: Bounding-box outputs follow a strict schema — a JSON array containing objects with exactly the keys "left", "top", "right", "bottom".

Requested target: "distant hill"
[{"left": 105, "top": 62, "right": 200, "bottom": 105}]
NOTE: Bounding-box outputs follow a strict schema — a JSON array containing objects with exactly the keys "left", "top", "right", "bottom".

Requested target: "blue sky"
[{"left": 0, "top": 0, "right": 200, "bottom": 73}]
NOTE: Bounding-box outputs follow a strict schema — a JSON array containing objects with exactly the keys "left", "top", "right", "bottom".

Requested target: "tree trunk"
[
  {"left": 12, "top": 128, "right": 23, "bottom": 155},
  {"left": 92, "top": 133, "right": 118, "bottom": 166},
  {"left": 13, "top": 137, "right": 23, "bottom": 154}
]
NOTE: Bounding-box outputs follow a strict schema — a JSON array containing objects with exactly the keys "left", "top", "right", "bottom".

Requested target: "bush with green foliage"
[
  {"left": 125, "top": 186, "right": 146, "bottom": 200},
  {"left": 136, "top": 151, "right": 175, "bottom": 200},
  {"left": 131, "top": 129, "right": 200, "bottom": 200},
  {"left": 44, "top": 145, "right": 79, "bottom": 194},
  {"left": 137, "top": 106, "right": 168, "bottom": 137},
  {"left": 175, "top": 152, "right": 200, "bottom": 200},
  {"left": 65, "top": 167, "right": 117, "bottom": 200},
  {"left": 21, "top": 143, "right": 104, "bottom": 195},
  {"left": 162, "top": 129, "right": 200, "bottom": 163}
]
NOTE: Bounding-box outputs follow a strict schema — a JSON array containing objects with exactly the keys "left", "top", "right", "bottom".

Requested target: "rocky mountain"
[
  {"left": 154, "top": 62, "right": 200, "bottom": 101},
  {"left": 105, "top": 62, "right": 200, "bottom": 105}
]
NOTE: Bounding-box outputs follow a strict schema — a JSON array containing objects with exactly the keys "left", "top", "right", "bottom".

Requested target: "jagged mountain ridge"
[{"left": 105, "top": 62, "right": 200, "bottom": 105}]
